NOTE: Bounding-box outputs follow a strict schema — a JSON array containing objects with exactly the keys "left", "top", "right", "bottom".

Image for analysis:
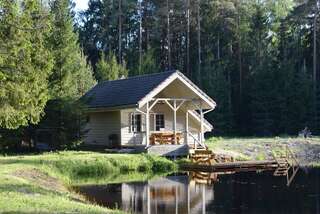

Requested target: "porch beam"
[
  {"left": 135, "top": 108, "right": 146, "bottom": 115},
  {"left": 176, "top": 100, "right": 185, "bottom": 111},
  {"left": 204, "top": 108, "right": 214, "bottom": 114},
  {"left": 148, "top": 98, "right": 159, "bottom": 110},
  {"left": 164, "top": 100, "right": 175, "bottom": 110},
  {"left": 151, "top": 98, "right": 192, "bottom": 102}
]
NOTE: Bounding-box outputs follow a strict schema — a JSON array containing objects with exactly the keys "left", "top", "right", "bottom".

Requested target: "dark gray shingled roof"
[{"left": 82, "top": 70, "right": 176, "bottom": 109}]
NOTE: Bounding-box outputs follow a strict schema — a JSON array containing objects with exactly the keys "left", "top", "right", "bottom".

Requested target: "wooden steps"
[{"left": 273, "top": 157, "right": 289, "bottom": 176}]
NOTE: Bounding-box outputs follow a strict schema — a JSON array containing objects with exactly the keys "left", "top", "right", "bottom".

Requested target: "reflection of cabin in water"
[
  {"left": 82, "top": 70, "right": 216, "bottom": 156},
  {"left": 77, "top": 175, "right": 214, "bottom": 214},
  {"left": 121, "top": 176, "right": 214, "bottom": 214}
]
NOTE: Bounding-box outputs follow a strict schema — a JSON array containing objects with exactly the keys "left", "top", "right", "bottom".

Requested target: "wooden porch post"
[
  {"left": 173, "top": 100, "right": 177, "bottom": 144},
  {"left": 200, "top": 101, "right": 204, "bottom": 145},
  {"left": 146, "top": 102, "right": 150, "bottom": 147},
  {"left": 185, "top": 111, "right": 189, "bottom": 144}
]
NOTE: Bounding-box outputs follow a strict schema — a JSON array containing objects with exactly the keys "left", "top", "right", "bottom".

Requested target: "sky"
[{"left": 74, "top": 0, "right": 89, "bottom": 11}]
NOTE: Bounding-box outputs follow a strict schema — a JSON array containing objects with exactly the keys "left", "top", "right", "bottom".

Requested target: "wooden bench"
[{"left": 149, "top": 132, "right": 182, "bottom": 145}]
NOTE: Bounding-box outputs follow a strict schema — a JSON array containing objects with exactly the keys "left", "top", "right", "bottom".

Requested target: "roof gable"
[
  {"left": 138, "top": 71, "right": 216, "bottom": 110},
  {"left": 82, "top": 70, "right": 176, "bottom": 109}
]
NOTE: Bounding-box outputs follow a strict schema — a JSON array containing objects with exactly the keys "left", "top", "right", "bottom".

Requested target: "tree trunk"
[
  {"left": 139, "top": 0, "right": 142, "bottom": 74},
  {"left": 167, "top": 0, "right": 171, "bottom": 69},
  {"left": 186, "top": 0, "right": 190, "bottom": 75},
  {"left": 217, "top": 33, "right": 220, "bottom": 60},
  {"left": 313, "top": 13, "right": 317, "bottom": 98},
  {"left": 237, "top": 2, "right": 242, "bottom": 104},
  {"left": 118, "top": 0, "right": 122, "bottom": 64},
  {"left": 197, "top": 0, "right": 201, "bottom": 85},
  {"left": 314, "top": 9, "right": 318, "bottom": 127}
]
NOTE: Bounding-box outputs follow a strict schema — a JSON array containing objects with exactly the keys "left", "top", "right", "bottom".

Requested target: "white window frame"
[
  {"left": 155, "top": 113, "right": 165, "bottom": 131},
  {"left": 130, "top": 113, "right": 142, "bottom": 133}
]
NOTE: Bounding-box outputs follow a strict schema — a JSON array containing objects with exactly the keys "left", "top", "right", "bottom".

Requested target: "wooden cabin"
[{"left": 82, "top": 70, "right": 216, "bottom": 156}]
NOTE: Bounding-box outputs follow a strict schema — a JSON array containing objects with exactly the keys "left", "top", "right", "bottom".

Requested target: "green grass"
[{"left": 0, "top": 151, "right": 177, "bottom": 213}]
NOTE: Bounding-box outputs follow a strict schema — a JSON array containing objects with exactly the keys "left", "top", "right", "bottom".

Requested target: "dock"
[
  {"left": 181, "top": 160, "right": 279, "bottom": 173},
  {"left": 186, "top": 145, "right": 300, "bottom": 186}
]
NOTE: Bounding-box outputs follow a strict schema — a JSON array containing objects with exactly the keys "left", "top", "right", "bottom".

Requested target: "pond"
[{"left": 74, "top": 168, "right": 320, "bottom": 214}]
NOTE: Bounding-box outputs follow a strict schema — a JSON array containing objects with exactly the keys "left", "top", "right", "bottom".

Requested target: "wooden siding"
[
  {"left": 84, "top": 111, "right": 121, "bottom": 146},
  {"left": 120, "top": 108, "right": 146, "bottom": 145}
]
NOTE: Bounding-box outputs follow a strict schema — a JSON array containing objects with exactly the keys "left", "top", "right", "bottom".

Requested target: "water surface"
[{"left": 75, "top": 169, "right": 320, "bottom": 214}]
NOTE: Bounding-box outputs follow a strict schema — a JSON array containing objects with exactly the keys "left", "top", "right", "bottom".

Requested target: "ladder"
[{"left": 273, "top": 145, "right": 300, "bottom": 186}]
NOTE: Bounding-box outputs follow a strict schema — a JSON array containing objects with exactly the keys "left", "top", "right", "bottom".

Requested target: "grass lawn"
[
  {"left": 206, "top": 136, "right": 320, "bottom": 165},
  {"left": 0, "top": 151, "right": 177, "bottom": 213}
]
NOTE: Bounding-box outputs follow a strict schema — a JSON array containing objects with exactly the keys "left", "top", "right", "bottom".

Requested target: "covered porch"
[{"left": 135, "top": 97, "right": 213, "bottom": 150}]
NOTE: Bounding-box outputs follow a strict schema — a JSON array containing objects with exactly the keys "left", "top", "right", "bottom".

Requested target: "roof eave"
[{"left": 85, "top": 104, "right": 138, "bottom": 112}]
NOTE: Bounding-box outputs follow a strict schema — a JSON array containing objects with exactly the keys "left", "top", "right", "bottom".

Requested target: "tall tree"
[
  {"left": 167, "top": 0, "right": 171, "bottom": 69},
  {"left": 186, "top": 0, "right": 190, "bottom": 76},
  {"left": 49, "top": 0, "right": 96, "bottom": 99},
  {"left": 0, "top": 0, "right": 53, "bottom": 129},
  {"left": 197, "top": 0, "right": 201, "bottom": 85},
  {"left": 118, "top": 0, "right": 123, "bottom": 64},
  {"left": 39, "top": 0, "right": 97, "bottom": 147},
  {"left": 138, "top": 0, "right": 143, "bottom": 74}
]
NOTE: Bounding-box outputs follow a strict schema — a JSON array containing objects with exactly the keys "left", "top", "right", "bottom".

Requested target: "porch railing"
[
  {"left": 187, "top": 131, "right": 207, "bottom": 150},
  {"left": 148, "top": 131, "right": 206, "bottom": 149}
]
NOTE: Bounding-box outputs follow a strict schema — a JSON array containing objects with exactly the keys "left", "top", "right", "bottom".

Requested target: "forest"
[{"left": 0, "top": 0, "right": 320, "bottom": 149}]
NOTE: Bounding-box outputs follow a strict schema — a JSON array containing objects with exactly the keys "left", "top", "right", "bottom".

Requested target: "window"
[
  {"left": 131, "top": 113, "right": 142, "bottom": 132},
  {"left": 155, "top": 114, "right": 165, "bottom": 131}
]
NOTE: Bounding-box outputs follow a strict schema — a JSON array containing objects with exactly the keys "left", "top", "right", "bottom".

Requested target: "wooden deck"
[{"left": 181, "top": 160, "right": 279, "bottom": 173}]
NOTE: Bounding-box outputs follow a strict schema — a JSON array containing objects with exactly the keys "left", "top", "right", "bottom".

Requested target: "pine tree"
[
  {"left": 0, "top": 0, "right": 53, "bottom": 129},
  {"left": 49, "top": 0, "right": 96, "bottom": 99},
  {"left": 96, "top": 52, "right": 128, "bottom": 82},
  {"left": 35, "top": 0, "right": 97, "bottom": 148},
  {"left": 76, "top": 51, "right": 97, "bottom": 96}
]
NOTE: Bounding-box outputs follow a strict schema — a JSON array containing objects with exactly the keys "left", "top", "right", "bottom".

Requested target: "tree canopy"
[
  {"left": 0, "top": 0, "right": 53, "bottom": 129},
  {"left": 1, "top": 0, "right": 320, "bottom": 138}
]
